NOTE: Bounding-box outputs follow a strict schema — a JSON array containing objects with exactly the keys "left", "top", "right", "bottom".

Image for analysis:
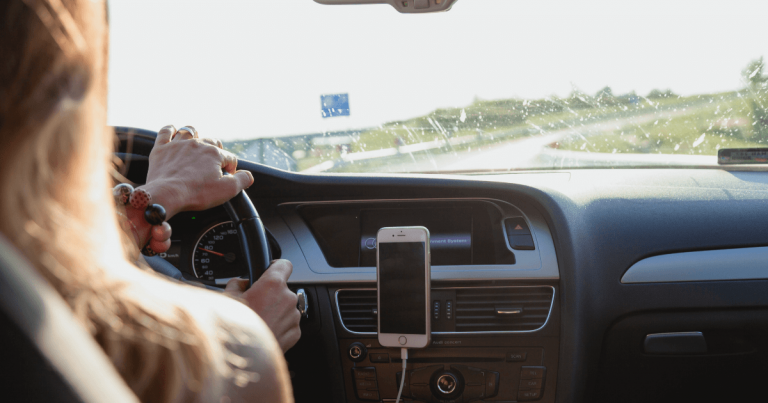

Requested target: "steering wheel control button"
[
  {"left": 520, "top": 366, "right": 546, "bottom": 379},
  {"left": 348, "top": 342, "right": 367, "bottom": 362},
  {"left": 369, "top": 353, "right": 390, "bottom": 363},
  {"left": 399, "top": 336, "right": 407, "bottom": 345},
  {"left": 436, "top": 374, "right": 457, "bottom": 394},
  {"left": 506, "top": 351, "right": 528, "bottom": 362}
]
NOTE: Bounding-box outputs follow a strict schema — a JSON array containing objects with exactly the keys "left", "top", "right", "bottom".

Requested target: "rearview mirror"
[{"left": 313, "top": 0, "right": 457, "bottom": 14}]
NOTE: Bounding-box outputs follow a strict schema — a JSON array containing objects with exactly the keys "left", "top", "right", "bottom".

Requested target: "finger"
[
  {"left": 212, "top": 169, "right": 254, "bottom": 198},
  {"left": 280, "top": 326, "right": 302, "bottom": 352},
  {"left": 201, "top": 138, "right": 223, "bottom": 149},
  {"left": 149, "top": 237, "right": 171, "bottom": 254},
  {"left": 220, "top": 150, "right": 238, "bottom": 174},
  {"left": 155, "top": 125, "right": 176, "bottom": 145},
  {"left": 263, "top": 259, "right": 293, "bottom": 283},
  {"left": 225, "top": 278, "right": 248, "bottom": 293},
  {"left": 173, "top": 126, "right": 197, "bottom": 141},
  {"left": 151, "top": 222, "right": 172, "bottom": 242}
]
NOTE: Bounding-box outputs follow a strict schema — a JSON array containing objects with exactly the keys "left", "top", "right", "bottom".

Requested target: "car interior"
[{"left": 2, "top": 0, "right": 768, "bottom": 402}]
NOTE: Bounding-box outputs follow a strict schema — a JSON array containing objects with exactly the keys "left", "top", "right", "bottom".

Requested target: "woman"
[{"left": 0, "top": 0, "right": 299, "bottom": 401}]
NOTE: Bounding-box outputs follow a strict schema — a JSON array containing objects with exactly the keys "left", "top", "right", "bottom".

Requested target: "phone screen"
[{"left": 378, "top": 241, "right": 427, "bottom": 335}]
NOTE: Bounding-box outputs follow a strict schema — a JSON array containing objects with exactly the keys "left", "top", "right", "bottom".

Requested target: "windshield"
[{"left": 107, "top": 0, "right": 768, "bottom": 173}]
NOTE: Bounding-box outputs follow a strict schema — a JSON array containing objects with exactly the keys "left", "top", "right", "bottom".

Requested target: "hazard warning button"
[
  {"left": 504, "top": 217, "right": 531, "bottom": 235},
  {"left": 504, "top": 217, "right": 535, "bottom": 251}
]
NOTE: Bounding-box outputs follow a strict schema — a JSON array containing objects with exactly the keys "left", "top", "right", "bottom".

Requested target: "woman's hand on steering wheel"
[
  {"left": 224, "top": 259, "right": 302, "bottom": 353},
  {"left": 141, "top": 125, "right": 254, "bottom": 219}
]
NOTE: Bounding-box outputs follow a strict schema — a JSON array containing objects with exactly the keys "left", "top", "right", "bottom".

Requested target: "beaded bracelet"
[{"left": 113, "top": 183, "right": 168, "bottom": 256}]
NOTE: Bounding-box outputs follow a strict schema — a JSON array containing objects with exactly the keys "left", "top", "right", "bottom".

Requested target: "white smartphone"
[{"left": 377, "top": 226, "right": 431, "bottom": 349}]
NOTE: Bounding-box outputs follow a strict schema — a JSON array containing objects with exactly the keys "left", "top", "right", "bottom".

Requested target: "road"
[{"left": 375, "top": 101, "right": 721, "bottom": 173}]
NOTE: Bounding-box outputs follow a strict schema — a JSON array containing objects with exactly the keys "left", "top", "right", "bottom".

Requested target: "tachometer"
[{"left": 192, "top": 221, "right": 246, "bottom": 282}]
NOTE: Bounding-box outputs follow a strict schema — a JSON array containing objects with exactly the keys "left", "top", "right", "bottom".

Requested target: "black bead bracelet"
[{"left": 113, "top": 183, "right": 168, "bottom": 256}]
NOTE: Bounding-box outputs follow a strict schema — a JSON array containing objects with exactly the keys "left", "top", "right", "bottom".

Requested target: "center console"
[
  {"left": 273, "top": 198, "right": 561, "bottom": 402},
  {"left": 332, "top": 284, "right": 560, "bottom": 403}
]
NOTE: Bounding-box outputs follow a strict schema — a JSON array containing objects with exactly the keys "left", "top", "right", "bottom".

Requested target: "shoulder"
[
  {"left": 182, "top": 285, "right": 295, "bottom": 403},
  {"left": 116, "top": 267, "right": 293, "bottom": 402}
]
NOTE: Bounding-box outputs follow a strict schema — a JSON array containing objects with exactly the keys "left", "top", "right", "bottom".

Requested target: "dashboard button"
[
  {"left": 352, "top": 367, "right": 377, "bottom": 379},
  {"left": 412, "top": 365, "right": 443, "bottom": 385},
  {"left": 508, "top": 234, "right": 535, "bottom": 250},
  {"left": 451, "top": 365, "right": 485, "bottom": 386},
  {"left": 518, "top": 389, "right": 542, "bottom": 401},
  {"left": 463, "top": 385, "right": 486, "bottom": 401},
  {"left": 356, "top": 379, "right": 377, "bottom": 390},
  {"left": 485, "top": 371, "right": 499, "bottom": 397},
  {"left": 357, "top": 390, "right": 380, "bottom": 401},
  {"left": 520, "top": 378, "right": 543, "bottom": 390},
  {"left": 520, "top": 366, "right": 546, "bottom": 379},
  {"left": 348, "top": 342, "right": 367, "bottom": 362},
  {"left": 506, "top": 351, "right": 527, "bottom": 362},
  {"left": 370, "top": 353, "right": 390, "bottom": 363},
  {"left": 396, "top": 371, "right": 411, "bottom": 397},
  {"left": 410, "top": 384, "right": 432, "bottom": 401},
  {"left": 436, "top": 373, "right": 458, "bottom": 394},
  {"left": 505, "top": 217, "right": 531, "bottom": 235}
]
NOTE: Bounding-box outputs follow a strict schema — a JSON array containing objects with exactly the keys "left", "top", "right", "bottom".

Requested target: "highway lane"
[{"left": 380, "top": 102, "right": 719, "bottom": 172}]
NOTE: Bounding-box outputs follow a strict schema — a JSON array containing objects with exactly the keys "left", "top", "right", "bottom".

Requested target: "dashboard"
[{"left": 118, "top": 128, "right": 768, "bottom": 403}]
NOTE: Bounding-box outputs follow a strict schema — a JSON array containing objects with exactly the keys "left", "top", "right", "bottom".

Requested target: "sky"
[{"left": 107, "top": 0, "right": 768, "bottom": 141}]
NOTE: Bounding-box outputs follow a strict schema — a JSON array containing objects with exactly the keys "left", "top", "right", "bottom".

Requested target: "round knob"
[
  {"left": 348, "top": 342, "right": 367, "bottom": 362},
  {"left": 296, "top": 288, "right": 309, "bottom": 319},
  {"left": 436, "top": 373, "right": 457, "bottom": 394}
]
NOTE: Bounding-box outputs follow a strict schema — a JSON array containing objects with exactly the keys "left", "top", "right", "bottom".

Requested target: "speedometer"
[{"left": 192, "top": 221, "right": 246, "bottom": 282}]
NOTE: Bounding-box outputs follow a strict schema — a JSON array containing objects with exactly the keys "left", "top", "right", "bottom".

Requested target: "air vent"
[
  {"left": 336, "top": 289, "right": 378, "bottom": 333},
  {"left": 335, "top": 286, "right": 554, "bottom": 334},
  {"left": 455, "top": 286, "right": 554, "bottom": 332}
]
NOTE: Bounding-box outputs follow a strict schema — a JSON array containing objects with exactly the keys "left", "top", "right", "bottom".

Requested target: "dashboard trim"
[
  {"left": 279, "top": 198, "right": 559, "bottom": 283},
  {"left": 334, "top": 285, "right": 556, "bottom": 335},
  {"left": 621, "top": 246, "right": 768, "bottom": 284}
]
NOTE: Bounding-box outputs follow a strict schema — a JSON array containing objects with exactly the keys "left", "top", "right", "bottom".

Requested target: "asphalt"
[{"left": 375, "top": 100, "right": 724, "bottom": 173}]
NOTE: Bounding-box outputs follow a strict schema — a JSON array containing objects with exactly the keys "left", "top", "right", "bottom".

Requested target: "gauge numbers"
[{"left": 192, "top": 221, "right": 246, "bottom": 282}]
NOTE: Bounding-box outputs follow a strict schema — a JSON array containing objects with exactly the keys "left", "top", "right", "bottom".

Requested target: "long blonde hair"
[{"left": 0, "top": 1, "right": 214, "bottom": 401}]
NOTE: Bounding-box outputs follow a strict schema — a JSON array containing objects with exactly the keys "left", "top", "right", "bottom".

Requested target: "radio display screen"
[{"left": 360, "top": 207, "right": 472, "bottom": 266}]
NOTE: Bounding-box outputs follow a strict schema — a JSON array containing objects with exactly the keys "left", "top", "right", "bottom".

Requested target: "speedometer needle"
[{"left": 198, "top": 247, "right": 224, "bottom": 257}]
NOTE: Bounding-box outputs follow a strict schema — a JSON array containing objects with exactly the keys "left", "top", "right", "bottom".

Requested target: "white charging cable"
[{"left": 395, "top": 348, "right": 408, "bottom": 403}]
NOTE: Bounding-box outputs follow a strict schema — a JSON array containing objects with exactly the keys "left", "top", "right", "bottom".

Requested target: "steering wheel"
[
  {"left": 221, "top": 180, "right": 271, "bottom": 286},
  {"left": 114, "top": 127, "right": 271, "bottom": 286}
]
